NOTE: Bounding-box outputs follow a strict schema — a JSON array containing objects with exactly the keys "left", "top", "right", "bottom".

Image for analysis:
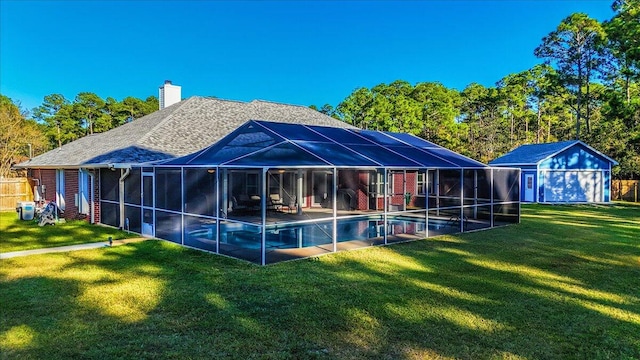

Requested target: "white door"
[{"left": 524, "top": 174, "right": 534, "bottom": 202}]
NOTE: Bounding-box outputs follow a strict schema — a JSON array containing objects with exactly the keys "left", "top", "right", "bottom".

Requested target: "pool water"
[{"left": 184, "top": 215, "right": 459, "bottom": 252}]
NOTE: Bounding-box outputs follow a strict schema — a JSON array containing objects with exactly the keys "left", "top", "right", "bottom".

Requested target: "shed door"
[
  {"left": 524, "top": 174, "right": 534, "bottom": 202},
  {"left": 544, "top": 171, "right": 602, "bottom": 202}
]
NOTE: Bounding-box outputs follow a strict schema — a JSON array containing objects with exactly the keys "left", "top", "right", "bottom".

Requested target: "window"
[
  {"left": 268, "top": 172, "right": 281, "bottom": 196},
  {"left": 247, "top": 173, "right": 259, "bottom": 195},
  {"left": 369, "top": 171, "right": 384, "bottom": 196},
  {"left": 368, "top": 171, "right": 390, "bottom": 197},
  {"left": 417, "top": 172, "right": 426, "bottom": 196},
  {"left": 230, "top": 171, "right": 260, "bottom": 196},
  {"left": 428, "top": 170, "right": 436, "bottom": 195}
]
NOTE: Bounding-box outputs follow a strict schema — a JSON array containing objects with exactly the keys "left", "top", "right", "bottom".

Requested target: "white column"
[{"left": 297, "top": 170, "right": 303, "bottom": 215}]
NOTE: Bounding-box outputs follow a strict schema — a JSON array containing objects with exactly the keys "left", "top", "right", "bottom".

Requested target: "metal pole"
[
  {"left": 490, "top": 168, "right": 494, "bottom": 228},
  {"left": 216, "top": 167, "right": 220, "bottom": 254},
  {"left": 181, "top": 167, "right": 184, "bottom": 245},
  {"left": 332, "top": 168, "right": 337, "bottom": 253},
  {"left": 383, "top": 169, "right": 388, "bottom": 245},
  {"left": 261, "top": 168, "right": 267, "bottom": 266},
  {"left": 403, "top": 169, "right": 407, "bottom": 211},
  {"left": 436, "top": 169, "right": 440, "bottom": 216},
  {"left": 425, "top": 169, "right": 429, "bottom": 238},
  {"left": 460, "top": 170, "right": 464, "bottom": 233}
]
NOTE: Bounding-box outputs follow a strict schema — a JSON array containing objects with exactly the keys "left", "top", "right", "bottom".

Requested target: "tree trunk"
[
  {"left": 510, "top": 111, "right": 514, "bottom": 147},
  {"left": 585, "top": 69, "right": 591, "bottom": 134},
  {"left": 57, "top": 124, "right": 61, "bottom": 148},
  {"left": 576, "top": 58, "right": 583, "bottom": 140},
  {"left": 536, "top": 99, "right": 541, "bottom": 144},
  {"left": 626, "top": 73, "right": 631, "bottom": 104}
]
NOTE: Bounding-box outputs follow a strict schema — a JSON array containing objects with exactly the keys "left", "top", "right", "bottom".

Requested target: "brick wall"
[
  {"left": 406, "top": 171, "right": 417, "bottom": 207},
  {"left": 31, "top": 168, "right": 101, "bottom": 222},
  {"left": 33, "top": 169, "right": 57, "bottom": 203},
  {"left": 358, "top": 172, "right": 369, "bottom": 210}
]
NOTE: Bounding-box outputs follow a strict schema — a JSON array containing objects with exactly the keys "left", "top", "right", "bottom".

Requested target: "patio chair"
[
  {"left": 269, "top": 194, "right": 284, "bottom": 211},
  {"left": 286, "top": 195, "right": 297, "bottom": 214},
  {"left": 231, "top": 196, "right": 248, "bottom": 213},
  {"left": 238, "top": 194, "right": 251, "bottom": 205}
]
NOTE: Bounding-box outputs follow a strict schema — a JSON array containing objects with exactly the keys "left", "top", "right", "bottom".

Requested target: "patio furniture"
[
  {"left": 231, "top": 196, "right": 248, "bottom": 213},
  {"left": 286, "top": 195, "right": 297, "bottom": 214},
  {"left": 269, "top": 194, "right": 284, "bottom": 211}
]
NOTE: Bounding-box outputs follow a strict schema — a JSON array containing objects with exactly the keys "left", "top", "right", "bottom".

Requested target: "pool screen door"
[{"left": 142, "top": 173, "right": 154, "bottom": 236}]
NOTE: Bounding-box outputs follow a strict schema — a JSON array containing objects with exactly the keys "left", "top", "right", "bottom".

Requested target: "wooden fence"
[
  {"left": 0, "top": 177, "right": 34, "bottom": 211},
  {"left": 612, "top": 180, "right": 640, "bottom": 203}
]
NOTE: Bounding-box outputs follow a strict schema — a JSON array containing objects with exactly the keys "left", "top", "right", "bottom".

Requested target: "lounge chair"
[{"left": 269, "top": 194, "right": 284, "bottom": 211}]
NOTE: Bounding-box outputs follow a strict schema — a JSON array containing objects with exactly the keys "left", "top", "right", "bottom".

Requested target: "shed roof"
[
  {"left": 489, "top": 140, "right": 618, "bottom": 166},
  {"left": 15, "top": 97, "right": 354, "bottom": 169},
  {"left": 160, "top": 120, "right": 488, "bottom": 169}
]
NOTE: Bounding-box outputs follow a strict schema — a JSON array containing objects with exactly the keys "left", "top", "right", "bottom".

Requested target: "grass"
[
  {"left": 0, "top": 212, "right": 137, "bottom": 253},
  {"left": 1, "top": 203, "right": 639, "bottom": 359}
]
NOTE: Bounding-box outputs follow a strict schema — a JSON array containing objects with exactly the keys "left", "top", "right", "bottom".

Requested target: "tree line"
[
  {"left": 315, "top": 1, "right": 639, "bottom": 178},
  {"left": 2, "top": 1, "right": 638, "bottom": 179},
  {"left": 0, "top": 93, "right": 158, "bottom": 177},
  {"left": 32, "top": 93, "right": 158, "bottom": 148}
]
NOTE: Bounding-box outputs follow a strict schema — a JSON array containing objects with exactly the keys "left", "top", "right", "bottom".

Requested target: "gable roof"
[
  {"left": 489, "top": 140, "right": 618, "bottom": 166},
  {"left": 15, "top": 97, "right": 354, "bottom": 168},
  {"left": 160, "top": 120, "right": 488, "bottom": 169}
]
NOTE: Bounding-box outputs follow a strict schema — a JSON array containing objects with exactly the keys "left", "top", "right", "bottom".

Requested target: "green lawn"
[
  {"left": 1, "top": 203, "right": 639, "bottom": 359},
  {"left": 0, "top": 211, "right": 137, "bottom": 253}
]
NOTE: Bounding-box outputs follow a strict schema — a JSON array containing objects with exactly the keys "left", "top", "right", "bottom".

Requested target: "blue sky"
[{"left": 1, "top": 1, "right": 614, "bottom": 112}]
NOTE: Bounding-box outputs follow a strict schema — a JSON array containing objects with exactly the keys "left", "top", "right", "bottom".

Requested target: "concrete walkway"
[{"left": 0, "top": 238, "right": 147, "bottom": 259}]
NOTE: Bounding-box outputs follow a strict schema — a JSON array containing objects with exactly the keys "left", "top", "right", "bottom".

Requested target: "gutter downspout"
[
  {"left": 87, "top": 170, "right": 95, "bottom": 224},
  {"left": 119, "top": 168, "right": 131, "bottom": 229}
]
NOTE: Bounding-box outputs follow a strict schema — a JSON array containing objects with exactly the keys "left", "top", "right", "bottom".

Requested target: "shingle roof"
[
  {"left": 16, "top": 97, "right": 354, "bottom": 168},
  {"left": 489, "top": 140, "right": 617, "bottom": 166}
]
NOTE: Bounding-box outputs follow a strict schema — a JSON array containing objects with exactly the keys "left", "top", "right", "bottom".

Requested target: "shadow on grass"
[{"left": 1, "top": 203, "right": 639, "bottom": 358}]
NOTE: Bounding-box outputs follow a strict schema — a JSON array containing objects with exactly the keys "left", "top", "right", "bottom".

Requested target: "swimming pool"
[{"left": 182, "top": 214, "right": 462, "bottom": 254}]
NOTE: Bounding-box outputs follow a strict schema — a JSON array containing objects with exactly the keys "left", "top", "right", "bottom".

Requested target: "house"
[
  {"left": 112, "top": 120, "right": 521, "bottom": 264},
  {"left": 14, "top": 82, "right": 354, "bottom": 225},
  {"left": 489, "top": 140, "right": 617, "bottom": 203}
]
